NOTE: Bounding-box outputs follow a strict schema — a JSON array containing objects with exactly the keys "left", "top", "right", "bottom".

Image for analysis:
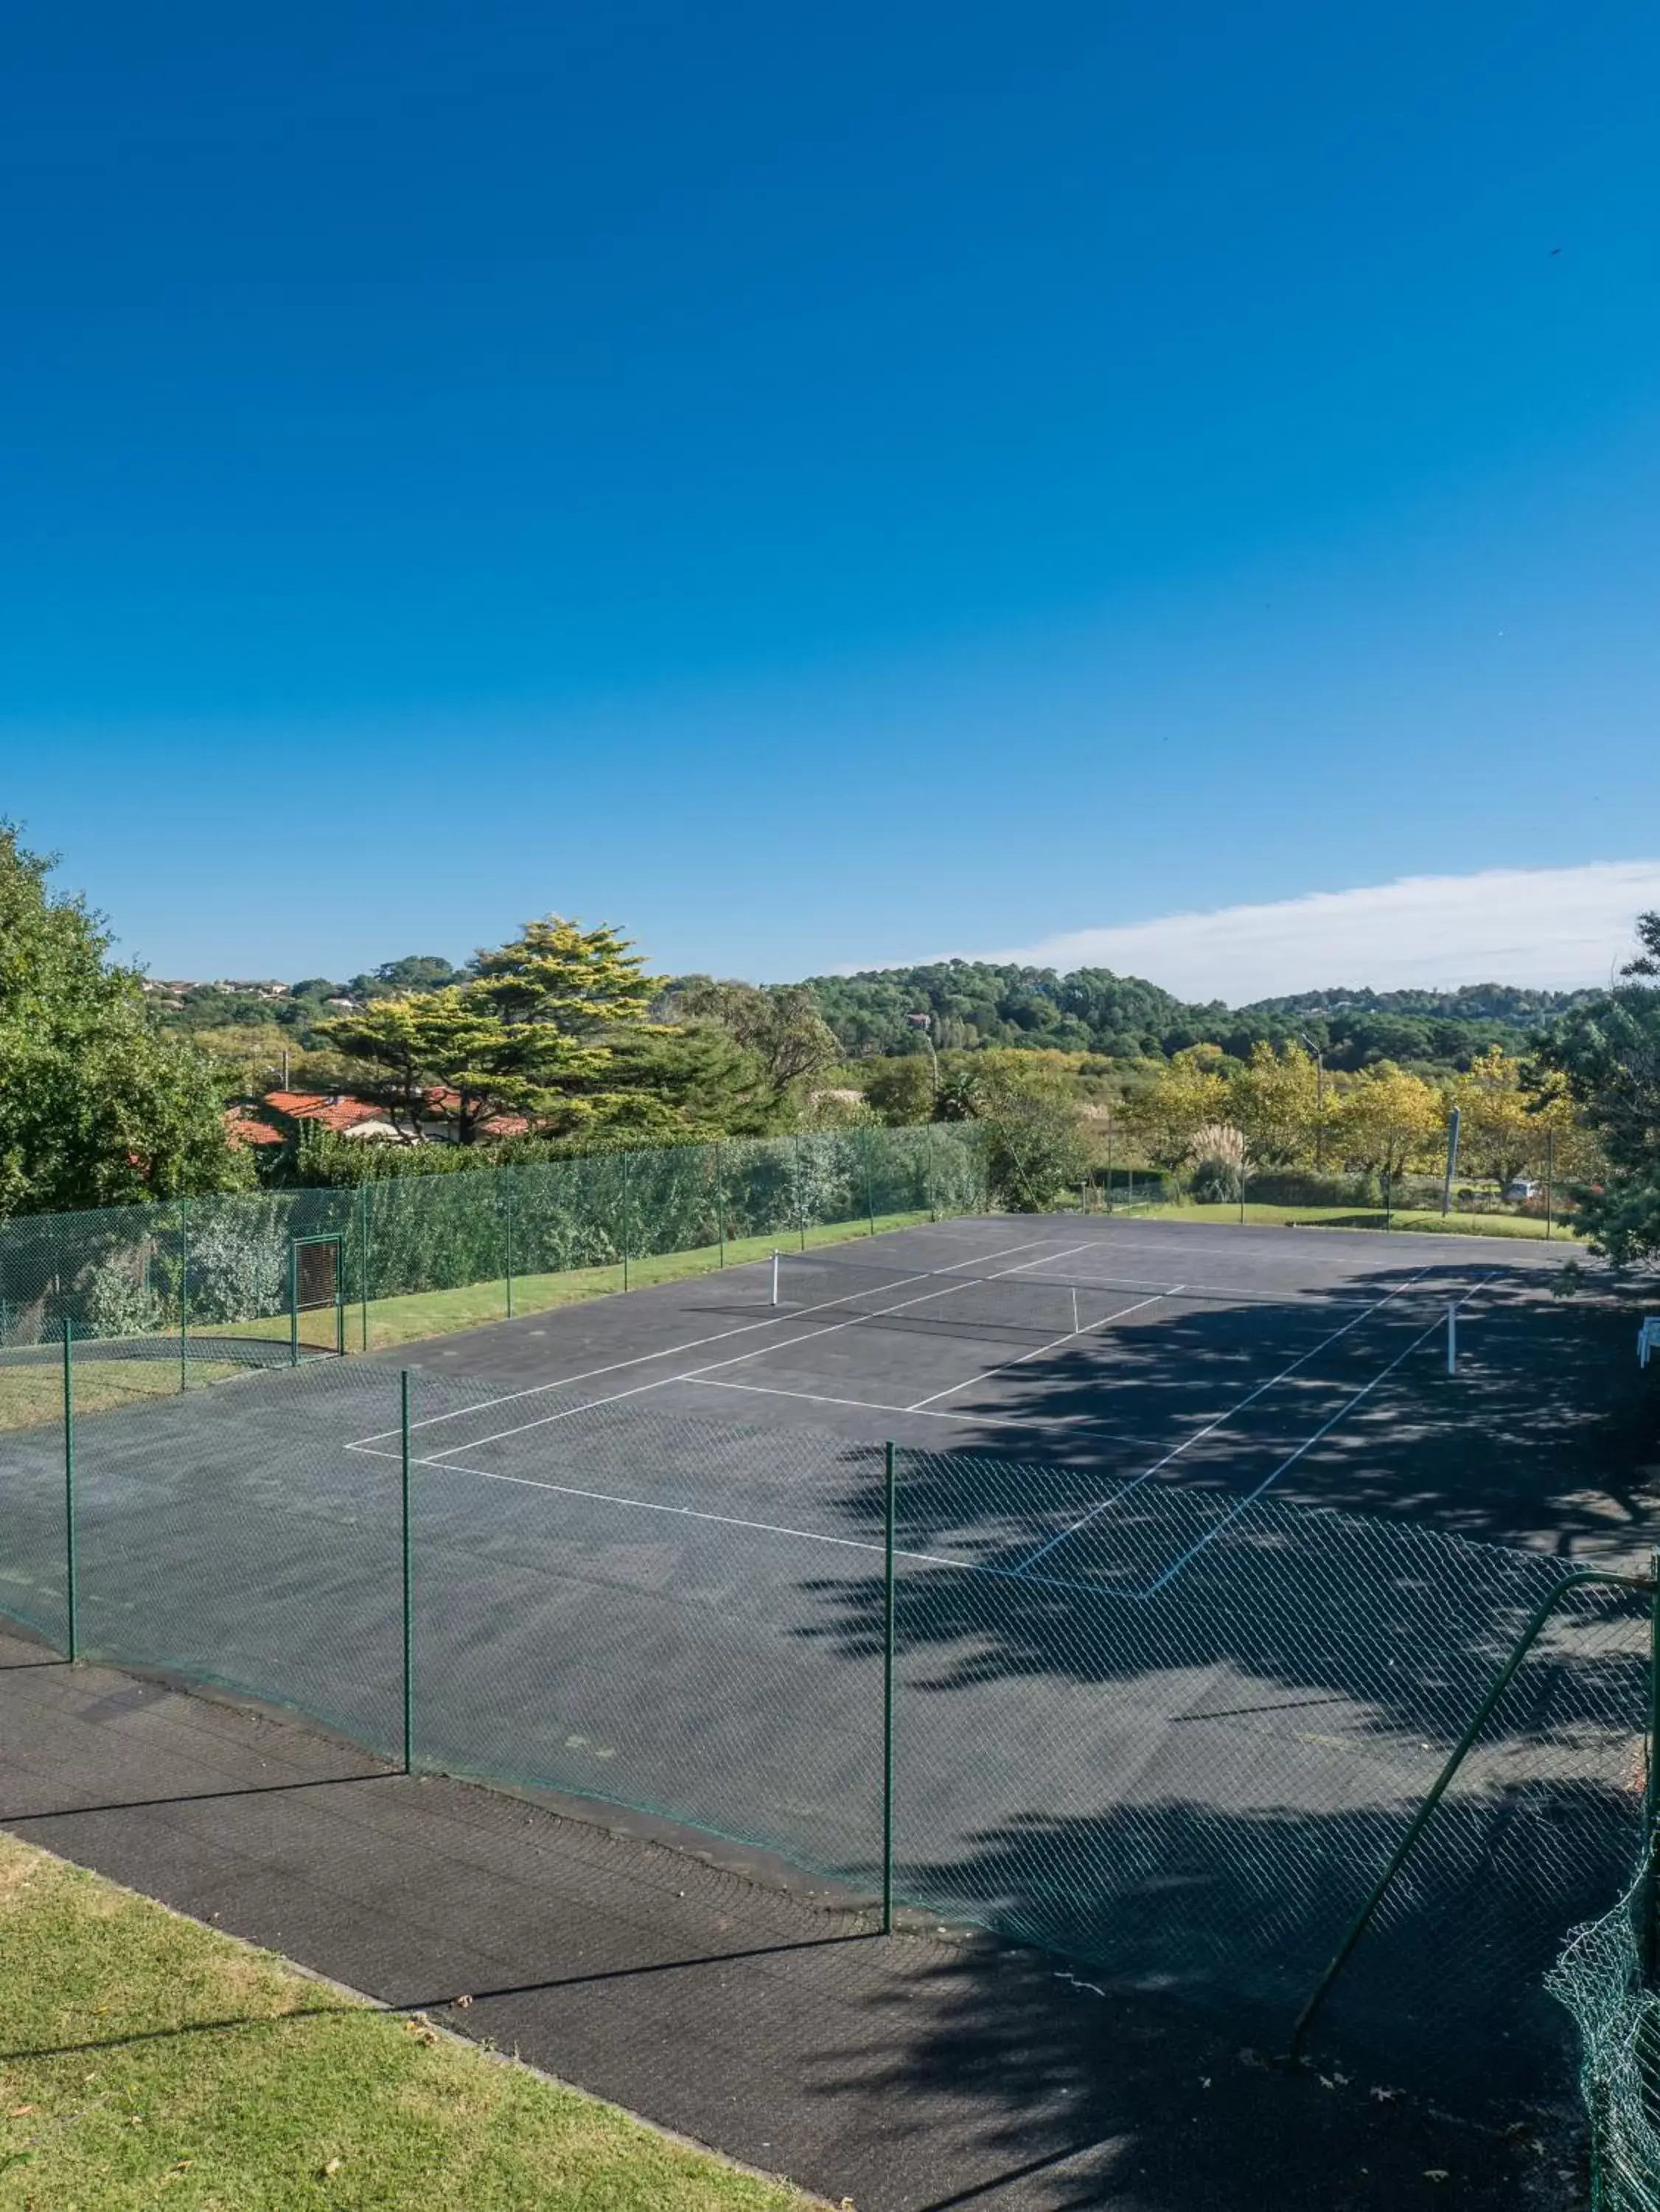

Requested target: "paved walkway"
[{"left": 0, "top": 1632, "right": 1551, "bottom": 2211}]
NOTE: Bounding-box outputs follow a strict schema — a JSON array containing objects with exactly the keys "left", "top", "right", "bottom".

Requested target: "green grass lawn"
[
  {"left": 229, "top": 1209, "right": 940, "bottom": 1355},
  {"left": 1137, "top": 1200, "right": 1580, "bottom": 1242},
  {"left": 0, "top": 1211, "right": 939, "bottom": 1431},
  {"left": 0, "top": 1833, "right": 813, "bottom": 2212},
  {"left": 0, "top": 1360, "right": 244, "bottom": 1438}
]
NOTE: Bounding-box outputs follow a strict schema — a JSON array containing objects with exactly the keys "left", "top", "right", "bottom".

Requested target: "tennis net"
[
  {"left": 764, "top": 1247, "right": 1464, "bottom": 1346},
  {"left": 764, "top": 1249, "right": 1233, "bottom": 1345}
]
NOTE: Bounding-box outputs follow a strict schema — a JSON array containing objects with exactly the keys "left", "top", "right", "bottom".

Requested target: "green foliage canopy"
[
  {"left": 1530, "top": 914, "right": 1660, "bottom": 1263},
  {"left": 317, "top": 915, "right": 666, "bottom": 1143},
  {"left": 0, "top": 828, "right": 247, "bottom": 1217}
]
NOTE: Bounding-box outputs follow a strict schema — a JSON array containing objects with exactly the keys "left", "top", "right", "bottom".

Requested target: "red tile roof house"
[
  {"left": 226, "top": 1091, "right": 536, "bottom": 1151},
  {"left": 226, "top": 1093, "right": 409, "bottom": 1148}
]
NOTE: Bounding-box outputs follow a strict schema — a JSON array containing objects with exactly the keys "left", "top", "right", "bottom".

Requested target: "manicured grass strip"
[
  {"left": 248, "top": 1210, "right": 940, "bottom": 1355},
  {"left": 0, "top": 1833, "right": 815, "bottom": 2211},
  {"left": 0, "top": 1361, "right": 243, "bottom": 1438},
  {"left": 1134, "top": 1201, "right": 1580, "bottom": 1242},
  {"left": 0, "top": 1212, "right": 944, "bottom": 1425}
]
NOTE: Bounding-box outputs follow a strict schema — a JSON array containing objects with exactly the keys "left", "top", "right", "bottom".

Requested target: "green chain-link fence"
[
  {"left": 1550, "top": 1852, "right": 1660, "bottom": 2211},
  {"left": 0, "top": 1124, "right": 989, "bottom": 1366},
  {"left": 1, "top": 1347, "right": 1652, "bottom": 2128}
]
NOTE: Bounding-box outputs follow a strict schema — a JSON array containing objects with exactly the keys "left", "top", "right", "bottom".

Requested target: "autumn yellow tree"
[
  {"left": 1331, "top": 1064, "right": 1444, "bottom": 1180},
  {"left": 1226, "top": 1042, "right": 1323, "bottom": 1166},
  {"left": 1120, "top": 1047, "right": 1231, "bottom": 1168},
  {"left": 1446, "top": 1047, "right": 1541, "bottom": 1189}
]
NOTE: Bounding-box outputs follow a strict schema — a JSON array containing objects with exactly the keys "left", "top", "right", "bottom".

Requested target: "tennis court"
[
  {"left": 1, "top": 1213, "right": 1650, "bottom": 2107},
  {"left": 377, "top": 1210, "right": 1635, "bottom": 1560}
]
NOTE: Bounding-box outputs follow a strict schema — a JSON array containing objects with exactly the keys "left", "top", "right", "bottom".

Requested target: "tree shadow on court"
[
  {"left": 778, "top": 1253, "right": 1653, "bottom": 2154},
  {"left": 804, "top": 1800, "right": 1583, "bottom": 2208},
  {"left": 904, "top": 1253, "right": 1659, "bottom": 1559}
]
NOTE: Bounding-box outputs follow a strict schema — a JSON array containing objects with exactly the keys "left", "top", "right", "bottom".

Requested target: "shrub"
[{"left": 1189, "top": 1153, "right": 1244, "bottom": 1203}]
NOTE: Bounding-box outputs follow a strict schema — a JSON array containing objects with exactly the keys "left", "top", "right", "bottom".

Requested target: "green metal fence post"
[
  {"left": 63, "top": 1318, "right": 78, "bottom": 1662},
  {"left": 289, "top": 1237, "right": 300, "bottom": 1368},
  {"left": 621, "top": 1151, "right": 631, "bottom": 1291},
  {"left": 358, "top": 1182, "right": 370, "bottom": 1352},
  {"left": 794, "top": 1134, "right": 806, "bottom": 1251},
  {"left": 400, "top": 1371, "right": 414, "bottom": 1775},
  {"left": 1545, "top": 1128, "right": 1555, "bottom": 1242},
  {"left": 178, "top": 1195, "right": 189, "bottom": 1393},
  {"left": 882, "top": 1440, "right": 896, "bottom": 1935},
  {"left": 716, "top": 1143, "right": 727, "bottom": 1267},
  {"left": 866, "top": 1151, "right": 877, "bottom": 1238},
  {"left": 504, "top": 1177, "right": 516, "bottom": 1320},
  {"left": 1290, "top": 1562, "right": 1647, "bottom": 2059}
]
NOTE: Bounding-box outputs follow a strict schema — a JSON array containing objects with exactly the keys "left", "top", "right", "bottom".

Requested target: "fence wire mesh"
[
  {"left": 0, "top": 1124, "right": 988, "bottom": 1364},
  {"left": 0, "top": 1346, "right": 1650, "bottom": 2128},
  {"left": 1549, "top": 1857, "right": 1660, "bottom": 2211}
]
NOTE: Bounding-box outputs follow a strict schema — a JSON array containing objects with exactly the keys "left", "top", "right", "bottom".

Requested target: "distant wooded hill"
[
  {"left": 801, "top": 963, "right": 1600, "bottom": 1071},
  {"left": 147, "top": 954, "right": 1600, "bottom": 1079}
]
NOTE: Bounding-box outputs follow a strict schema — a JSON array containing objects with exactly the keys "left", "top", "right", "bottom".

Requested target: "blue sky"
[{"left": 4, "top": 1, "right": 1658, "bottom": 992}]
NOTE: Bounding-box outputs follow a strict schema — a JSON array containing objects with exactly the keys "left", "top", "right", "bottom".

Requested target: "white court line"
[
  {"left": 1014, "top": 1259, "right": 1442, "bottom": 1573},
  {"left": 352, "top": 1443, "right": 899, "bottom": 1558},
  {"left": 680, "top": 1374, "right": 1089, "bottom": 1428},
  {"left": 905, "top": 1290, "right": 1176, "bottom": 1411},
  {"left": 344, "top": 1267, "right": 1500, "bottom": 1608},
  {"left": 1142, "top": 1274, "right": 1497, "bottom": 1594},
  {"left": 347, "top": 1230, "right": 1061, "bottom": 1450},
  {"left": 402, "top": 1239, "right": 1098, "bottom": 1461},
  {"left": 356, "top": 1442, "right": 998, "bottom": 1574}
]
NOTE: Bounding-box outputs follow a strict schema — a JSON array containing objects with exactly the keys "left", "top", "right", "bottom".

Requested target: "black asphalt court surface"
[
  {"left": 0, "top": 1214, "right": 1650, "bottom": 2188},
  {"left": 0, "top": 1632, "right": 1557, "bottom": 2212},
  {"left": 363, "top": 1212, "right": 1656, "bottom": 1558}
]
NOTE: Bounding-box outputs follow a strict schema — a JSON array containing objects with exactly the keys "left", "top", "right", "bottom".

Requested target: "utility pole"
[
  {"left": 1442, "top": 1106, "right": 1462, "bottom": 1218},
  {"left": 1297, "top": 1034, "right": 1326, "bottom": 1171}
]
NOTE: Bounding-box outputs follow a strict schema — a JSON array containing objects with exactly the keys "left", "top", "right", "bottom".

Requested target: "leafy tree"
[
  {"left": 1619, "top": 910, "right": 1660, "bottom": 979},
  {"left": 1330, "top": 1065, "right": 1444, "bottom": 1180},
  {"left": 863, "top": 1058, "right": 936, "bottom": 1126},
  {"left": 0, "top": 828, "right": 248, "bottom": 1216},
  {"left": 349, "top": 954, "right": 466, "bottom": 998},
  {"left": 1120, "top": 1048, "right": 1231, "bottom": 1169},
  {"left": 1226, "top": 1042, "right": 1322, "bottom": 1166},
  {"left": 317, "top": 987, "right": 598, "bottom": 1142},
  {"left": 581, "top": 1024, "right": 783, "bottom": 1141},
  {"left": 1448, "top": 1046, "right": 1552, "bottom": 1189},
  {"left": 1530, "top": 916, "right": 1660, "bottom": 1262},
  {"left": 669, "top": 979, "right": 840, "bottom": 1095},
  {"left": 966, "top": 1057, "right": 1092, "bottom": 1211},
  {"left": 318, "top": 914, "right": 667, "bottom": 1143},
  {"left": 470, "top": 917, "right": 658, "bottom": 1035},
  {"left": 933, "top": 1061, "right": 988, "bottom": 1121}
]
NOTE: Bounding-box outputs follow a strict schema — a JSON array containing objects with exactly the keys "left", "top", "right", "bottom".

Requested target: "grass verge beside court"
[
  {"left": 0, "top": 1360, "right": 243, "bottom": 1437},
  {"left": 0, "top": 1832, "right": 812, "bottom": 2212},
  {"left": 1134, "top": 1200, "right": 1580, "bottom": 1241},
  {"left": 245, "top": 1209, "right": 941, "bottom": 1355},
  {"left": 0, "top": 1211, "right": 940, "bottom": 1430}
]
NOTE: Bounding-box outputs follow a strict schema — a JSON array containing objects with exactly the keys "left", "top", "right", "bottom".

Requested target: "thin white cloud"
[{"left": 904, "top": 861, "right": 1660, "bottom": 1002}]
